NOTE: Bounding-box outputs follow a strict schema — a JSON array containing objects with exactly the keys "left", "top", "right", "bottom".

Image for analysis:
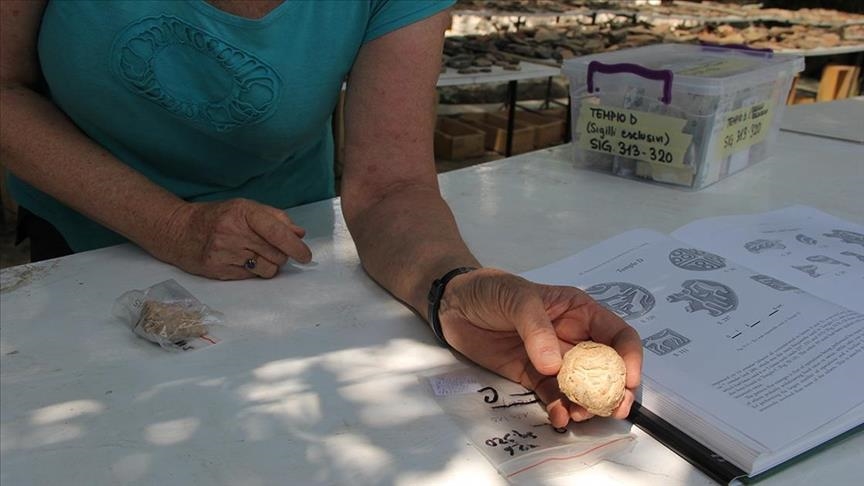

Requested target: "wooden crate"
[
  {"left": 491, "top": 111, "right": 565, "bottom": 148},
  {"left": 458, "top": 113, "right": 535, "bottom": 155},
  {"left": 434, "top": 117, "right": 486, "bottom": 161},
  {"left": 538, "top": 107, "right": 568, "bottom": 120}
]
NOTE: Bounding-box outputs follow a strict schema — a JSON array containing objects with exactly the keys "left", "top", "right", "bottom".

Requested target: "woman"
[{"left": 0, "top": 0, "right": 642, "bottom": 428}]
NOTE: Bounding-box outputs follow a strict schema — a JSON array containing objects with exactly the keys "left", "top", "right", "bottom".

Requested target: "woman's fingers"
[
  {"left": 264, "top": 206, "right": 307, "bottom": 238},
  {"left": 523, "top": 365, "right": 595, "bottom": 428},
  {"left": 587, "top": 305, "right": 643, "bottom": 389},
  {"left": 609, "top": 388, "right": 637, "bottom": 420},
  {"left": 239, "top": 251, "right": 280, "bottom": 279},
  {"left": 521, "top": 370, "right": 572, "bottom": 429},
  {"left": 210, "top": 264, "right": 255, "bottom": 281},
  {"left": 209, "top": 206, "right": 308, "bottom": 279},
  {"left": 246, "top": 209, "right": 312, "bottom": 263},
  {"left": 546, "top": 399, "right": 572, "bottom": 429},
  {"left": 612, "top": 327, "right": 643, "bottom": 390},
  {"left": 245, "top": 234, "right": 290, "bottom": 267},
  {"left": 502, "top": 284, "right": 562, "bottom": 375},
  {"left": 171, "top": 199, "right": 311, "bottom": 280},
  {"left": 201, "top": 249, "right": 278, "bottom": 280}
]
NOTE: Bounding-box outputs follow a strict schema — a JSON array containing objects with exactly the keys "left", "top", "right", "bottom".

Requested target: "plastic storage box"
[{"left": 562, "top": 43, "right": 804, "bottom": 189}]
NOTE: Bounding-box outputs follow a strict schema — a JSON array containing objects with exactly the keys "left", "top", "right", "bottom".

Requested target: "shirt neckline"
[{"left": 189, "top": 0, "right": 299, "bottom": 28}]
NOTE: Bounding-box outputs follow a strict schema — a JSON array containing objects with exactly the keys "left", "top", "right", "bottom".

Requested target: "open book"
[{"left": 521, "top": 205, "right": 864, "bottom": 483}]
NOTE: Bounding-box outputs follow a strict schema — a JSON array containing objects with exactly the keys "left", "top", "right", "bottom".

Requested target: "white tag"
[{"left": 429, "top": 373, "right": 481, "bottom": 397}]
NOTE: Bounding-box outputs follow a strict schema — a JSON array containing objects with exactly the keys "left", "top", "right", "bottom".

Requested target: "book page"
[
  {"left": 671, "top": 205, "right": 864, "bottom": 313},
  {"left": 522, "top": 230, "right": 864, "bottom": 455}
]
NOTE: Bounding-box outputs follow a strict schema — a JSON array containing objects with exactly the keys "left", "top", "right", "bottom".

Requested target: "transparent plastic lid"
[{"left": 562, "top": 43, "right": 805, "bottom": 96}]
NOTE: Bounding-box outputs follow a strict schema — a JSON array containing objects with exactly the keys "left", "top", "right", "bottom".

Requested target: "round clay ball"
[{"left": 557, "top": 341, "right": 626, "bottom": 417}]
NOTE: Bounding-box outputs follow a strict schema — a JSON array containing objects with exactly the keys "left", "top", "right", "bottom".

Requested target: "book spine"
[{"left": 628, "top": 402, "right": 748, "bottom": 484}]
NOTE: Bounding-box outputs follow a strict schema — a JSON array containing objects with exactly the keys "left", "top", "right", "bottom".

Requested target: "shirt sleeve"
[{"left": 363, "top": 0, "right": 455, "bottom": 44}]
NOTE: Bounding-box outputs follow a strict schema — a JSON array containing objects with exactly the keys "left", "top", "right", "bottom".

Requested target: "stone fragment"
[{"left": 136, "top": 301, "right": 207, "bottom": 343}]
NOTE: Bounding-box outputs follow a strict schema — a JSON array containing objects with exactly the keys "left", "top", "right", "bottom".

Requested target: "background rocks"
[{"left": 448, "top": 1, "right": 864, "bottom": 63}]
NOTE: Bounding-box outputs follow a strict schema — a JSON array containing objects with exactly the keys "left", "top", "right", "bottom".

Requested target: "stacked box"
[
  {"left": 562, "top": 44, "right": 804, "bottom": 189},
  {"left": 459, "top": 113, "right": 536, "bottom": 155},
  {"left": 491, "top": 111, "right": 566, "bottom": 148},
  {"left": 434, "top": 117, "right": 486, "bottom": 161}
]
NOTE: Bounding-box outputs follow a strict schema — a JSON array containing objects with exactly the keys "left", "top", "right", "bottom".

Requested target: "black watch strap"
[{"left": 426, "top": 266, "right": 477, "bottom": 347}]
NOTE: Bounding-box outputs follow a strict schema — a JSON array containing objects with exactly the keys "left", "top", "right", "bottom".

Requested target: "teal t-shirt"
[{"left": 9, "top": 0, "right": 453, "bottom": 252}]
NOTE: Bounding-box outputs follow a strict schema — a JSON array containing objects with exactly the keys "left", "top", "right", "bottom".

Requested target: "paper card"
[
  {"left": 678, "top": 58, "right": 759, "bottom": 78},
  {"left": 423, "top": 365, "right": 636, "bottom": 483},
  {"left": 577, "top": 104, "right": 693, "bottom": 167},
  {"left": 717, "top": 101, "right": 774, "bottom": 158}
]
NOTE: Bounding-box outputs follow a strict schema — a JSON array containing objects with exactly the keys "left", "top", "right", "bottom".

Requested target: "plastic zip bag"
[
  {"left": 113, "top": 279, "right": 222, "bottom": 351},
  {"left": 423, "top": 364, "right": 636, "bottom": 483}
]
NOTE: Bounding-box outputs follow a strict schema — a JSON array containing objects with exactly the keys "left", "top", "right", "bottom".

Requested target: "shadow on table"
[
  {"left": 0, "top": 303, "right": 712, "bottom": 486},
  {"left": 0, "top": 203, "right": 711, "bottom": 485},
  {"left": 2, "top": 312, "right": 491, "bottom": 484}
]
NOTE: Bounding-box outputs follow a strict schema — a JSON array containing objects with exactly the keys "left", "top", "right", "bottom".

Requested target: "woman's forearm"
[
  {"left": 337, "top": 10, "right": 476, "bottom": 316},
  {"left": 346, "top": 182, "right": 480, "bottom": 317},
  {"left": 0, "top": 83, "right": 188, "bottom": 252}
]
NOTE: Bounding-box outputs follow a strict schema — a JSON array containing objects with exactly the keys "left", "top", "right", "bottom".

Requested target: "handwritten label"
[
  {"left": 718, "top": 101, "right": 774, "bottom": 158},
  {"left": 577, "top": 104, "right": 693, "bottom": 167},
  {"left": 678, "top": 58, "right": 757, "bottom": 78},
  {"left": 429, "top": 374, "right": 481, "bottom": 396},
  {"left": 485, "top": 429, "right": 539, "bottom": 457}
]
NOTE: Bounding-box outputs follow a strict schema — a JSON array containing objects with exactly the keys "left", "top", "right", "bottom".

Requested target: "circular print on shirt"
[
  {"left": 584, "top": 282, "right": 656, "bottom": 320},
  {"left": 112, "top": 15, "right": 282, "bottom": 132}
]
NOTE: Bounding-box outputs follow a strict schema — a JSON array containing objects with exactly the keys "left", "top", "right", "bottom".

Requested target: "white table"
[
  {"left": 437, "top": 61, "right": 561, "bottom": 88},
  {"left": 781, "top": 97, "right": 864, "bottom": 143},
  {"left": 775, "top": 44, "right": 864, "bottom": 57},
  {"left": 2, "top": 131, "right": 863, "bottom": 485}
]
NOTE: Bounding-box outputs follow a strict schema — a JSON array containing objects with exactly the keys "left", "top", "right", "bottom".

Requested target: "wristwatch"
[{"left": 426, "top": 266, "right": 477, "bottom": 347}]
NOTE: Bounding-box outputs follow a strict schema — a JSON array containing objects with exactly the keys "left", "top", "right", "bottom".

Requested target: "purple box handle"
[
  {"left": 699, "top": 41, "right": 774, "bottom": 56},
  {"left": 587, "top": 61, "right": 674, "bottom": 105}
]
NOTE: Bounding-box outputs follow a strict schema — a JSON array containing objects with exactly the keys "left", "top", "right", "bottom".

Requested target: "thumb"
[{"left": 508, "top": 290, "right": 562, "bottom": 375}]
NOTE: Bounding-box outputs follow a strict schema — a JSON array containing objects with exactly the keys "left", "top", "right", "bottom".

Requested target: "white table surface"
[
  {"left": 770, "top": 44, "right": 864, "bottom": 56},
  {"left": 437, "top": 61, "right": 561, "bottom": 87},
  {"left": 780, "top": 97, "right": 864, "bottom": 144},
  {"left": 2, "top": 131, "right": 863, "bottom": 485}
]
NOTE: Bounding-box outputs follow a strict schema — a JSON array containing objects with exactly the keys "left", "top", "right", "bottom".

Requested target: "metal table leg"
[
  {"left": 565, "top": 94, "right": 572, "bottom": 143},
  {"left": 506, "top": 80, "right": 517, "bottom": 157}
]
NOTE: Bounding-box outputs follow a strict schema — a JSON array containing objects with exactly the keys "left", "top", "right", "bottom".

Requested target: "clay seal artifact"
[{"left": 557, "top": 341, "right": 626, "bottom": 417}]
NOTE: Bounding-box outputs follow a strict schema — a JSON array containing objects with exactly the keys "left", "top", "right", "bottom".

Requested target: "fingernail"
[{"left": 538, "top": 349, "right": 562, "bottom": 373}]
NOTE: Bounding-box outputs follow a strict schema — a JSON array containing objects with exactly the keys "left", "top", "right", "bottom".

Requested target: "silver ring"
[{"left": 244, "top": 257, "right": 257, "bottom": 270}]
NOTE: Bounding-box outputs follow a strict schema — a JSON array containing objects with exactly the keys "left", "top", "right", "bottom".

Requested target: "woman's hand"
[
  {"left": 438, "top": 268, "right": 643, "bottom": 428},
  {"left": 155, "top": 198, "right": 312, "bottom": 280}
]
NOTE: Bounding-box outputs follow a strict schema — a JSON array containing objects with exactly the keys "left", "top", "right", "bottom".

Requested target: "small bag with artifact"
[{"left": 113, "top": 279, "right": 222, "bottom": 351}]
